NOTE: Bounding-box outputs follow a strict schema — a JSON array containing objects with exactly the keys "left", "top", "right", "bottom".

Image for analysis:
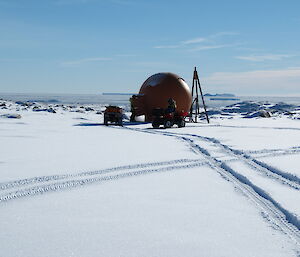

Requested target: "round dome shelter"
[{"left": 132, "top": 72, "right": 192, "bottom": 122}]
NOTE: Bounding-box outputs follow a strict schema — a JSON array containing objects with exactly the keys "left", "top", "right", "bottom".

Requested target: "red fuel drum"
[{"left": 132, "top": 73, "right": 192, "bottom": 122}]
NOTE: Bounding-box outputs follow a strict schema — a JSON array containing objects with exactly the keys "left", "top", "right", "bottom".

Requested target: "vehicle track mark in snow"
[
  {"left": 253, "top": 151, "right": 300, "bottom": 159},
  {"left": 246, "top": 146, "right": 300, "bottom": 155},
  {"left": 202, "top": 124, "right": 300, "bottom": 131},
  {"left": 124, "top": 127, "right": 300, "bottom": 244},
  {"left": 0, "top": 161, "right": 208, "bottom": 203},
  {"left": 244, "top": 147, "right": 300, "bottom": 159},
  {"left": 194, "top": 134, "right": 300, "bottom": 190},
  {"left": 0, "top": 159, "right": 198, "bottom": 191},
  {"left": 158, "top": 130, "right": 300, "bottom": 190}
]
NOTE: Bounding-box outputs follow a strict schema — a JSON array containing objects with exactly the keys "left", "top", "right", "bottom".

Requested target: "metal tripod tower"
[{"left": 190, "top": 67, "right": 209, "bottom": 123}]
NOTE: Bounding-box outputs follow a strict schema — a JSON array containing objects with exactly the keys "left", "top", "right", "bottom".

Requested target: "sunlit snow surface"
[{"left": 0, "top": 100, "right": 300, "bottom": 257}]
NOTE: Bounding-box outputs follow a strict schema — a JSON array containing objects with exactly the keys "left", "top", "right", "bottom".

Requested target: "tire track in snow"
[
  {"left": 245, "top": 147, "right": 300, "bottom": 159},
  {"left": 246, "top": 146, "right": 300, "bottom": 155},
  {"left": 0, "top": 160, "right": 208, "bottom": 203},
  {"left": 124, "top": 127, "right": 300, "bottom": 244},
  {"left": 223, "top": 149, "right": 300, "bottom": 160},
  {"left": 0, "top": 159, "right": 198, "bottom": 191},
  {"left": 200, "top": 124, "right": 300, "bottom": 131},
  {"left": 253, "top": 151, "right": 300, "bottom": 159},
  {"left": 192, "top": 134, "right": 300, "bottom": 190},
  {"left": 157, "top": 130, "right": 300, "bottom": 190}
]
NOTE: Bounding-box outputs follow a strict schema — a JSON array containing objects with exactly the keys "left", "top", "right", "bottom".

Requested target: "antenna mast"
[{"left": 190, "top": 67, "right": 209, "bottom": 123}]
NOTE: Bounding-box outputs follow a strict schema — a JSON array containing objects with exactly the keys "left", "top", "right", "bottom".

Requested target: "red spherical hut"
[{"left": 132, "top": 72, "right": 192, "bottom": 122}]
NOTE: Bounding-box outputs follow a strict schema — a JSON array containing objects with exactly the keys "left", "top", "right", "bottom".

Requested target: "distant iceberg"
[{"left": 204, "top": 93, "right": 236, "bottom": 97}]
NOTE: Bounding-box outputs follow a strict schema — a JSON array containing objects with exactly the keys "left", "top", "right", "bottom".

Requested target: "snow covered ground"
[{"left": 1, "top": 100, "right": 300, "bottom": 257}]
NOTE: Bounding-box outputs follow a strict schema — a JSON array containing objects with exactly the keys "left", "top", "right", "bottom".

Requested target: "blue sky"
[{"left": 0, "top": 0, "right": 300, "bottom": 96}]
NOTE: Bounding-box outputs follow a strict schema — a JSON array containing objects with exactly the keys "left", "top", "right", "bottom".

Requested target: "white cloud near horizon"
[
  {"left": 236, "top": 54, "right": 294, "bottom": 62},
  {"left": 203, "top": 67, "right": 300, "bottom": 95},
  {"left": 154, "top": 31, "right": 239, "bottom": 50},
  {"left": 190, "top": 43, "right": 239, "bottom": 51},
  {"left": 61, "top": 57, "right": 112, "bottom": 66},
  {"left": 181, "top": 37, "right": 206, "bottom": 45}
]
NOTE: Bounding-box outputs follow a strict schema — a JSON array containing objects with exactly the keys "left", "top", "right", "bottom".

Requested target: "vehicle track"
[
  {"left": 244, "top": 147, "right": 300, "bottom": 160},
  {"left": 123, "top": 127, "right": 300, "bottom": 244},
  {"left": 151, "top": 130, "right": 300, "bottom": 190},
  {"left": 237, "top": 150, "right": 300, "bottom": 160},
  {"left": 0, "top": 158, "right": 199, "bottom": 191},
  {"left": 245, "top": 146, "right": 300, "bottom": 155},
  {"left": 197, "top": 124, "right": 300, "bottom": 131},
  {"left": 0, "top": 159, "right": 208, "bottom": 203}
]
